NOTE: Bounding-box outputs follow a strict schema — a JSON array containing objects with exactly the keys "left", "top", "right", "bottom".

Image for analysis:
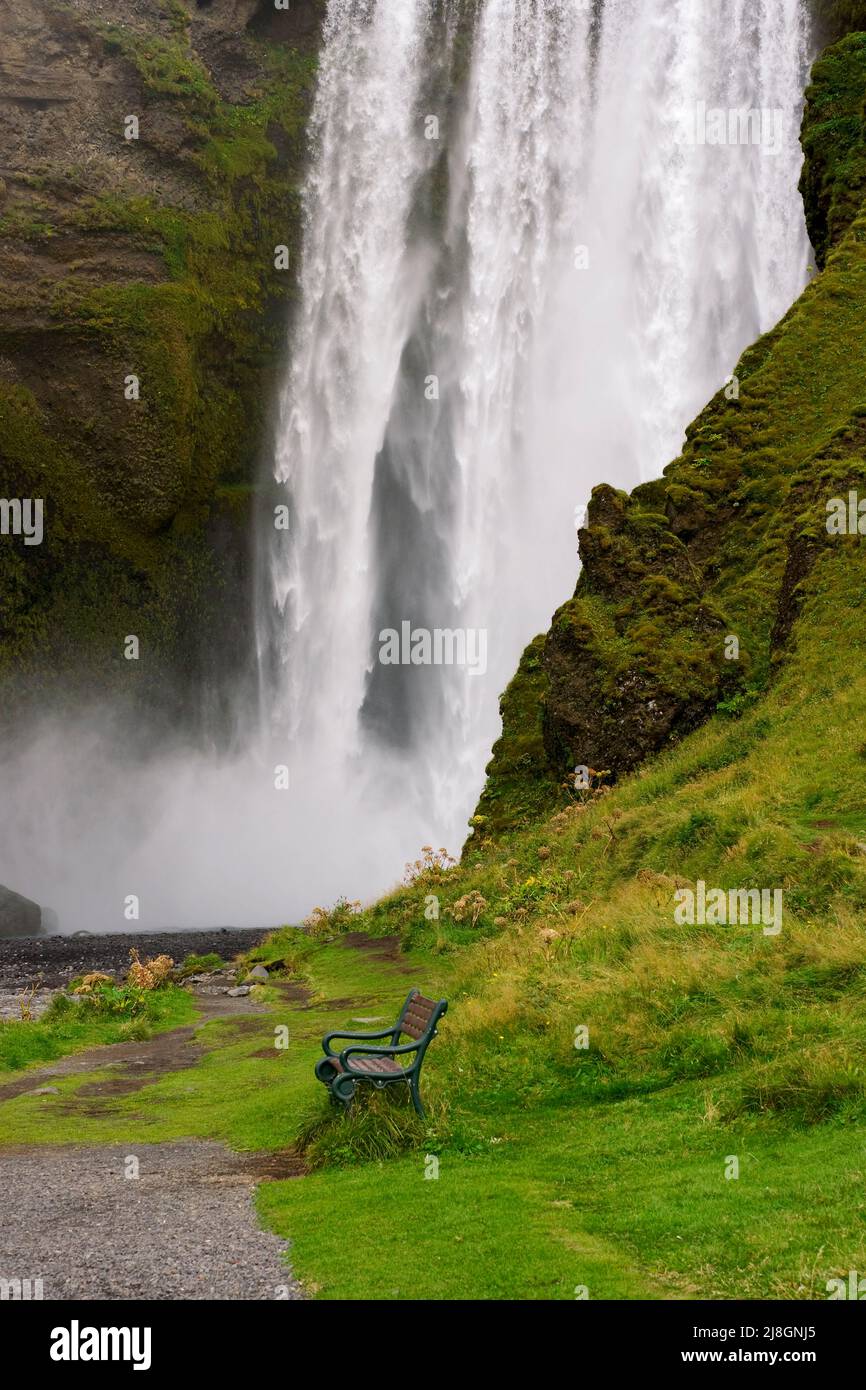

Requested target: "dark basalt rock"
[{"left": 0, "top": 883, "right": 46, "bottom": 938}]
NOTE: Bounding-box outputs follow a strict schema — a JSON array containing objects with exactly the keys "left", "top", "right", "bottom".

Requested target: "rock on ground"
[
  {"left": 0, "top": 883, "right": 44, "bottom": 939},
  {"left": 0, "top": 986, "right": 61, "bottom": 1021}
]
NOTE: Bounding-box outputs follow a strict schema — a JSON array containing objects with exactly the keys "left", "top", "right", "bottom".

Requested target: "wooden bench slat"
[
  {"left": 400, "top": 994, "right": 438, "bottom": 1039},
  {"left": 329, "top": 1055, "right": 404, "bottom": 1076}
]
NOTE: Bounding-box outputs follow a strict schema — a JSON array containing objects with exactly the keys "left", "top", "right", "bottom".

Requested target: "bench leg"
[{"left": 409, "top": 1076, "right": 425, "bottom": 1118}]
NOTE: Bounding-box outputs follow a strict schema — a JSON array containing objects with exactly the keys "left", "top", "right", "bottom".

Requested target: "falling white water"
[
  {"left": 434, "top": 0, "right": 597, "bottom": 814},
  {"left": 552, "top": 0, "right": 812, "bottom": 494},
  {"left": 268, "top": 0, "right": 439, "bottom": 755},
  {"left": 0, "top": 0, "right": 813, "bottom": 933},
  {"left": 262, "top": 0, "right": 811, "bottom": 888}
]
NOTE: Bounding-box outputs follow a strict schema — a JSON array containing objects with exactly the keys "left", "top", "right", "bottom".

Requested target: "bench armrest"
[
  {"left": 322, "top": 1027, "right": 396, "bottom": 1057},
  {"left": 340, "top": 1040, "right": 420, "bottom": 1071}
]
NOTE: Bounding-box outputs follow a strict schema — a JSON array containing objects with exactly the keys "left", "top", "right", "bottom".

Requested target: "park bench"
[{"left": 314, "top": 988, "right": 448, "bottom": 1117}]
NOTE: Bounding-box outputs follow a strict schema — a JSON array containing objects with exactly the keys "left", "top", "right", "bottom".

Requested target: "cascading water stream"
[{"left": 267, "top": 0, "right": 442, "bottom": 757}]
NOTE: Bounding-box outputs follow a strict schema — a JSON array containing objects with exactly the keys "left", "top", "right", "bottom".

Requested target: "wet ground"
[{"left": 0, "top": 927, "right": 271, "bottom": 989}]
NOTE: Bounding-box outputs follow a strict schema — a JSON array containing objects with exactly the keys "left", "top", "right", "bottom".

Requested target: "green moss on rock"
[
  {"left": 0, "top": 0, "right": 320, "bottom": 704},
  {"left": 468, "top": 635, "right": 564, "bottom": 847},
  {"left": 800, "top": 32, "right": 866, "bottom": 268}
]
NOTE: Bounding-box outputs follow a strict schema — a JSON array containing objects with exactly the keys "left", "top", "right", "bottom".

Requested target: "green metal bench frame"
[{"left": 314, "top": 988, "right": 448, "bottom": 1117}]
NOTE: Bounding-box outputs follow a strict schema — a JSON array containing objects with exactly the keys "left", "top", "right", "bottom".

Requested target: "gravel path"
[{"left": 0, "top": 1141, "right": 304, "bottom": 1300}]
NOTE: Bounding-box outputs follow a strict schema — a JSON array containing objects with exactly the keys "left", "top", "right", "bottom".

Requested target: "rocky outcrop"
[
  {"left": 541, "top": 479, "right": 738, "bottom": 787},
  {"left": 811, "top": 0, "right": 866, "bottom": 44},
  {"left": 799, "top": 31, "right": 866, "bottom": 268},
  {"left": 0, "top": 883, "right": 46, "bottom": 937},
  {"left": 472, "top": 635, "right": 562, "bottom": 839}
]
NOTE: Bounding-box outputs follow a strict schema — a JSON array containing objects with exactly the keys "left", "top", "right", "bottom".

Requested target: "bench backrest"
[{"left": 396, "top": 989, "right": 447, "bottom": 1051}]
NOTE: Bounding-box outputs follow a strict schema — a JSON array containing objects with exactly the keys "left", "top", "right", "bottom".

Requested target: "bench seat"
[{"left": 327, "top": 1055, "right": 405, "bottom": 1077}]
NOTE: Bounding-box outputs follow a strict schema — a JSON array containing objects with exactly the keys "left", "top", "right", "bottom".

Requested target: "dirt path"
[{"left": 0, "top": 988, "right": 265, "bottom": 1104}]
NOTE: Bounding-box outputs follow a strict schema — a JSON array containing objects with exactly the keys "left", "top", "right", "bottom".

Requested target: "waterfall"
[
  {"left": 261, "top": 0, "right": 811, "bottom": 896},
  {"left": 0, "top": 0, "right": 813, "bottom": 933}
]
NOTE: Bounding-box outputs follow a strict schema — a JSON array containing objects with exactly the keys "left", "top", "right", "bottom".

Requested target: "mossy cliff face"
[
  {"left": 800, "top": 31, "right": 866, "bottom": 267},
  {"left": 0, "top": 0, "right": 323, "bottom": 713},
  {"left": 812, "top": 0, "right": 866, "bottom": 42},
  {"left": 474, "top": 24, "right": 866, "bottom": 844}
]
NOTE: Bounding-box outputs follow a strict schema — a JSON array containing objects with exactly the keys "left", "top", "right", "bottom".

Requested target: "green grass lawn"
[
  {"left": 259, "top": 1087, "right": 866, "bottom": 1301},
  {"left": 2, "top": 930, "right": 864, "bottom": 1301}
]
